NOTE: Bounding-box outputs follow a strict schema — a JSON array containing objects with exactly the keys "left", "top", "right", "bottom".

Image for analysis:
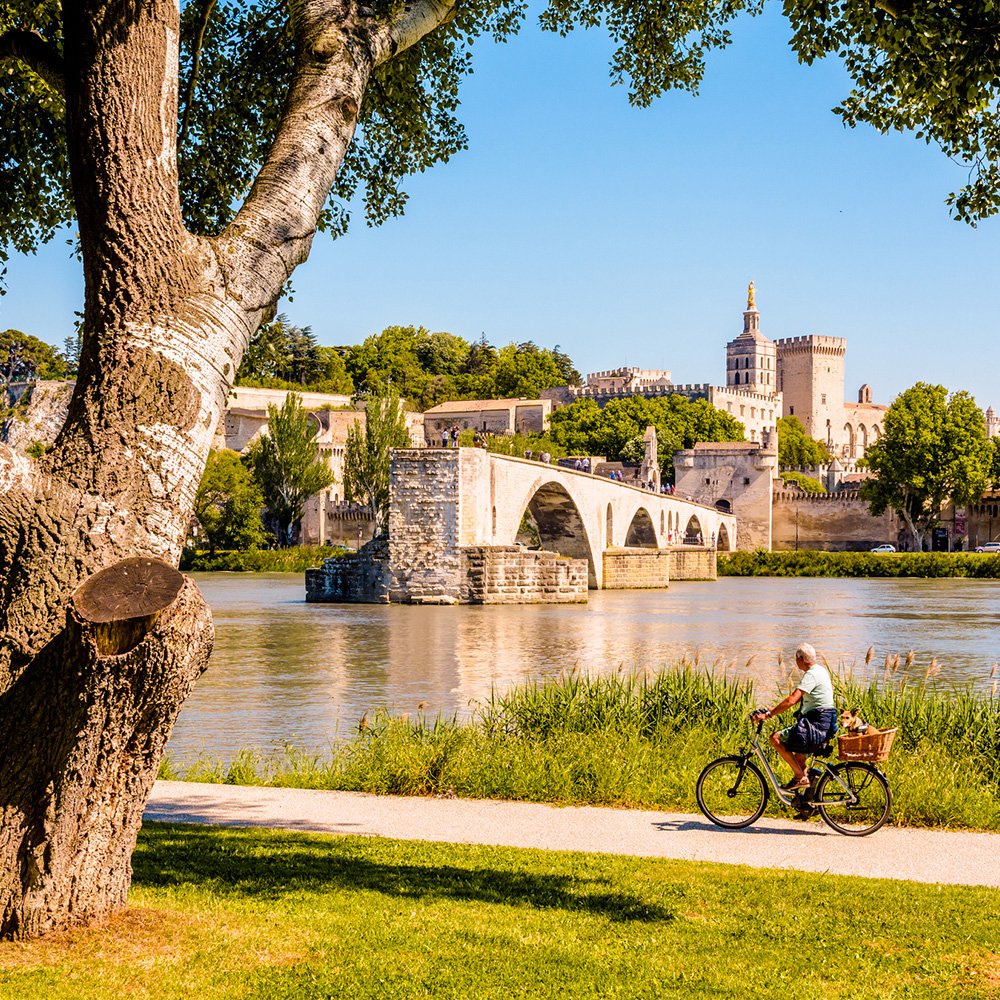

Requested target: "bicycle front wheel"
[
  {"left": 696, "top": 756, "right": 768, "bottom": 829},
  {"left": 815, "top": 762, "right": 891, "bottom": 836}
]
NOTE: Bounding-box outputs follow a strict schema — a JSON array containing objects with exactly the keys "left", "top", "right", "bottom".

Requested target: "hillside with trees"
[{"left": 236, "top": 321, "right": 581, "bottom": 409}]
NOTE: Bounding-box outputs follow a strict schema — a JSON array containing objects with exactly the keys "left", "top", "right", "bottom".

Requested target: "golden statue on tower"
[{"left": 747, "top": 280, "right": 756, "bottom": 310}]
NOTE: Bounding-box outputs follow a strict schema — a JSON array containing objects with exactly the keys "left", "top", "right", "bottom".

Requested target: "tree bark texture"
[
  {"left": 0, "top": 0, "right": 452, "bottom": 940},
  {"left": 0, "top": 562, "right": 212, "bottom": 939}
]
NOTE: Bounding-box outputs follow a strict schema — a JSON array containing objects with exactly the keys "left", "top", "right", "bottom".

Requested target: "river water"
[{"left": 166, "top": 573, "right": 1000, "bottom": 763}]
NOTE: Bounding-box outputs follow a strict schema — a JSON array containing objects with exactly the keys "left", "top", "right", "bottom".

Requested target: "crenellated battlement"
[
  {"left": 586, "top": 367, "right": 670, "bottom": 381},
  {"left": 773, "top": 490, "right": 862, "bottom": 504},
  {"left": 711, "top": 385, "right": 781, "bottom": 403},
  {"left": 775, "top": 335, "right": 846, "bottom": 354},
  {"left": 667, "top": 383, "right": 712, "bottom": 394}
]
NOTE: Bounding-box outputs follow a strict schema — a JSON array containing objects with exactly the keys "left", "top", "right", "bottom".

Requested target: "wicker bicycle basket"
[{"left": 837, "top": 727, "right": 897, "bottom": 762}]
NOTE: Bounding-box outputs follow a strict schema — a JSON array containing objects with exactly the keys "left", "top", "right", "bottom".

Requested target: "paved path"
[{"left": 146, "top": 781, "right": 998, "bottom": 888}]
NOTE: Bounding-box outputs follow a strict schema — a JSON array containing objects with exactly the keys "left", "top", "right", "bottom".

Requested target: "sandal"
[{"left": 781, "top": 776, "right": 810, "bottom": 791}]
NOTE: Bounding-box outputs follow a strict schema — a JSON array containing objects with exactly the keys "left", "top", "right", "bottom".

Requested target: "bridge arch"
[
  {"left": 684, "top": 514, "right": 704, "bottom": 545},
  {"left": 625, "top": 508, "right": 657, "bottom": 548},
  {"left": 717, "top": 523, "right": 732, "bottom": 551},
  {"left": 515, "top": 480, "right": 598, "bottom": 587}
]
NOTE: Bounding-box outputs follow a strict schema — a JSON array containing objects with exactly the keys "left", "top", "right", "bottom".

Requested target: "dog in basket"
[{"left": 839, "top": 707, "right": 883, "bottom": 736}]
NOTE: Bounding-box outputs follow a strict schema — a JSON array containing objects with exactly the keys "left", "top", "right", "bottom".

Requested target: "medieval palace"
[{"left": 559, "top": 283, "right": 889, "bottom": 468}]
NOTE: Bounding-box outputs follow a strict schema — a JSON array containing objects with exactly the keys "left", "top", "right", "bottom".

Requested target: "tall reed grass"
[{"left": 161, "top": 665, "right": 1000, "bottom": 830}]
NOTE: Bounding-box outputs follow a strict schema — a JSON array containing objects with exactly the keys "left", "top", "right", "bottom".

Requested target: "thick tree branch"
[
  {"left": 365, "top": 0, "right": 458, "bottom": 66},
  {"left": 0, "top": 29, "right": 64, "bottom": 95},
  {"left": 222, "top": 0, "right": 456, "bottom": 310}
]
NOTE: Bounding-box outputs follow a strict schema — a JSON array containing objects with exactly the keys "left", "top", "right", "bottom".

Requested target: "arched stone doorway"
[
  {"left": 515, "top": 482, "right": 598, "bottom": 587},
  {"left": 625, "top": 508, "right": 657, "bottom": 548}
]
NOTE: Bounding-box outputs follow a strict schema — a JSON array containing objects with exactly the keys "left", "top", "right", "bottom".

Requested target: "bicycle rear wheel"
[
  {"left": 696, "top": 756, "right": 768, "bottom": 829},
  {"left": 815, "top": 762, "right": 891, "bottom": 836}
]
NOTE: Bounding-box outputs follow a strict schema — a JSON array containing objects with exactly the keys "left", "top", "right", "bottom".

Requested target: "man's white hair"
[{"left": 795, "top": 643, "right": 817, "bottom": 665}]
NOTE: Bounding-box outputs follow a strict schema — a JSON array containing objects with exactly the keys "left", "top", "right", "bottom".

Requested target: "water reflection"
[{"left": 167, "top": 573, "right": 1000, "bottom": 763}]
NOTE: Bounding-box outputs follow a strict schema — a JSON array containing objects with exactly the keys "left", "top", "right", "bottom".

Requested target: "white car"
[
  {"left": 975, "top": 541, "right": 1000, "bottom": 553},
  {"left": 870, "top": 544, "right": 896, "bottom": 553}
]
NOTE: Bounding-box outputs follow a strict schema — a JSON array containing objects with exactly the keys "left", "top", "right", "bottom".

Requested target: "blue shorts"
[{"left": 778, "top": 709, "right": 837, "bottom": 754}]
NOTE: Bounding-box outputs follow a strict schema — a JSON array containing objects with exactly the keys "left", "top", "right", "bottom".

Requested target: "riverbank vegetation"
[
  {"left": 2, "top": 824, "right": 995, "bottom": 998},
  {"left": 180, "top": 546, "right": 345, "bottom": 572},
  {"left": 162, "top": 667, "right": 1000, "bottom": 832},
  {"left": 719, "top": 550, "right": 1000, "bottom": 578}
]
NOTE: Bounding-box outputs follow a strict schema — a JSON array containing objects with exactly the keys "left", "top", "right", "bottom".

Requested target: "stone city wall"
[
  {"left": 772, "top": 490, "right": 898, "bottom": 551},
  {"left": 461, "top": 547, "right": 588, "bottom": 603},
  {"left": 602, "top": 548, "right": 670, "bottom": 589}
]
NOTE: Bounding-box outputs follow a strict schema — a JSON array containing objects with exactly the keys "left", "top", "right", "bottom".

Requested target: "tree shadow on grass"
[{"left": 133, "top": 823, "right": 673, "bottom": 924}]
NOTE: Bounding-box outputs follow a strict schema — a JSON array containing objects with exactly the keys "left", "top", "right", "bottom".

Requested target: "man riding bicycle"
[{"left": 751, "top": 643, "right": 837, "bottom": 791}]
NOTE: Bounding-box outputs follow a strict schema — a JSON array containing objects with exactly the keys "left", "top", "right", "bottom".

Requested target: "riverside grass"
[
  {"left": 179, "top": 544, "right": 346, "bottom": 572},
  {"left": 3, "top": 826, "right": 998, "bottom": 999},
  {"left": 719, "top": 549, "right": 1000, "bottom": 577},
  {"left": 161, "top": 667, "right": 1000, "bottom": 832}
]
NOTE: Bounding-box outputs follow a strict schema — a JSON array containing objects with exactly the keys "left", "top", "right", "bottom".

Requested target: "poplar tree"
[{"left": 245, "top": 394, "right": 335, "bottom": 546}]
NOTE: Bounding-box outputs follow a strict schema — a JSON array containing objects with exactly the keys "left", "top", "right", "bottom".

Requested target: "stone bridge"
[{"left": 383, "top": 449, "right": 736, "bottom": 600}]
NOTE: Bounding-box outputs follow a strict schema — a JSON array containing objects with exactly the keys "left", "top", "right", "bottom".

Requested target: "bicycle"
[{"left": 695, "top": 720, "right": 892, "bottom": 836}]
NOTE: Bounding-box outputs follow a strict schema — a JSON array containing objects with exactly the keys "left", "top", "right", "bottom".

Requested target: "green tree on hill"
[
  {"left": 344, "top": 326, "right": 578, "bottom": 408},
  {"left": 246, "top": 394, "right": 335, "bottom": 546},
  {"left": 989, "top": 437, "right": 1000, "bottom": 490},
  {"left": 861, "top": 383, "right": 990, "bottom": 550},
  {"left": 777, "top": 415, "right": 831, "bottom": 469},
  {"left": 549, "top": 395, "right": 745, "bottom": 473},
  {"left": 237, "top": 315, "right": 354, "bottom": 394},
  {"left": 779, "top": 471, "right": 826, "bottom": 494},
  {"left": 0, "top": 329, "right": 67, "bottom": 386}
]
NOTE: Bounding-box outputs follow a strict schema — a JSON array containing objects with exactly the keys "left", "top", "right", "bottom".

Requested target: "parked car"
[
  {"left": 975, "top": 541, "right": 1000, "bottom": 553},
  {"left": 870, "top": 544, "right": 896, "bottom": 553}
]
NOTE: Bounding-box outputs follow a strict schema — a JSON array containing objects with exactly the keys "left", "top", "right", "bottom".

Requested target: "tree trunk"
[
  {"left": 0, "top": 0, "right": 453, "bottom": 942},
  {"left": 0, "top": 559, "right": 212, "bottom": 939}
]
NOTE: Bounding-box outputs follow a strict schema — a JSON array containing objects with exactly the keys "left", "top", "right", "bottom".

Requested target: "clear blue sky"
[{"left": 1, "top": 5, "right": 997, "bottom": 410}]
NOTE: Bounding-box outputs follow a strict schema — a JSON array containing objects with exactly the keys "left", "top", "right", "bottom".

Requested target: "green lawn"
[{"left": 1, "top": 824, "right": 996, "bottom": 999}]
